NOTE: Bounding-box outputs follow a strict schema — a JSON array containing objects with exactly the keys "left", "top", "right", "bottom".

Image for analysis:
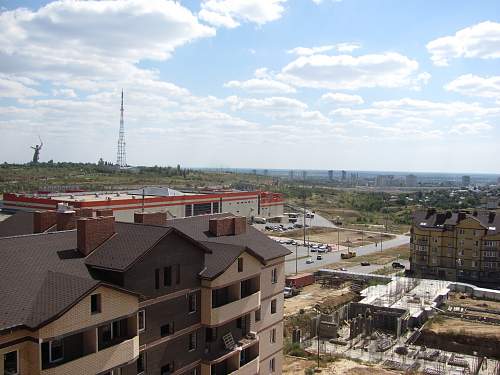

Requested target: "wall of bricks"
[
  {"left": 134, "top": 211, "right": 167, "bottom": 226},
  {"left": 77, "top": 216, "right": 115, "bottom": 256},
  {"left": 34, "top": 211, "right": 57, "bottom": 233}
]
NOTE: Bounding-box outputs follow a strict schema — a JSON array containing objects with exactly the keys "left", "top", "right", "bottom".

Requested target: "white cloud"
[
  {"left": 321, "top": 92, "right": 364, "bottom": 105},
  {"left": 199, "top": 0, "right": 287, "bottom": 28},
  {"left": 0, "top": 75, "right": 41, "bottom": 98},
  {"left": 449, "top": 122, "right": 493, "bottom": 135},
  {"left": 224, "top": 78, "right": 296, "bottom": 94},
  {"left": 427, "top": 21, "right": 500, "bottom": 66},
  {"left": 0, "top": 0, "right": 215, "bottom": 82},
  {"left": 279, "top": 52, "right": 429, "bottom": 90},
  {"left": 287, "top": 42, "right": 361, "bottom": 56},
  {"left": 224, "top": 68, "right": 296, "bottom": 94},
  {"left": 445, "top": 74, "right": 500, "bottom": 100},
  {"left": 227, "top": 95, "right": 307, "bottom": 112}
]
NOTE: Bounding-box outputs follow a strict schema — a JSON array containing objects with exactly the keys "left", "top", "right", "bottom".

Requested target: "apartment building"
[
  {"left": 410, "top": 209, "right": 500, "bottom": 287},
  {"left": 0, "top": 209, "right": 290, "bottom": 375}
]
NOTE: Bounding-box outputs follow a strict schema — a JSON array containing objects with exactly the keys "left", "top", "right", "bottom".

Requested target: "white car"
[{"left": 306, "top": 258, "right": 314, "bottom": 264}]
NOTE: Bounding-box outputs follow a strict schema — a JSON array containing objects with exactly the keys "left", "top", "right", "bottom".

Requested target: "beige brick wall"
[
  {"left": 260, "top": 259, "right": 285, "bottom": 300},
  {"left": 39, "top": 285, "right": 138, "bottom": 339},
  {"left": 203, "top": 252, "right": 262, "bottom": 289},
  {"left": 0, "top": 340, "right": 39, "bottom": 375},
  {"left": 40, "top": 336, "right": 138, "bottom": 375}
]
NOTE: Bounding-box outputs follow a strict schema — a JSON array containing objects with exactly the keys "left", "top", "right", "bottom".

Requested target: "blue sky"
[{"left": 0, "top": 0, "right": 499, "bottom": 173}]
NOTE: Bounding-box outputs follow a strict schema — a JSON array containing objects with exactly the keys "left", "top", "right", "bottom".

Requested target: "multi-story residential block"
[
  {"left": 410, "top": 209, "right": 500, "bottom": 287},
  {"left": 0, "top": 209, "right": 290, "bottom": 375}
]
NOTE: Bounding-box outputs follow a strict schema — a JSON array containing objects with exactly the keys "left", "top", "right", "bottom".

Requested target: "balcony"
[
  {"left": 232, "top": 356, "right": 259, "bottom": 375},
  {"left": 202, "top": 276, "right": 260, "bottom": 326},
  {"left": 40, "top": 336, "right": 138, "bottom": 375}
]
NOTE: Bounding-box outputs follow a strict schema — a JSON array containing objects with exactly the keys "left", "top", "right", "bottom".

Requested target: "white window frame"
[
  {"left": 270, "top": 328, "right": 276, "bottom": 343},
  {"left": 138, "top": 310, "right": 146, "bottom": 332},
  {"left": 269, "top": 357, "right": 275, "bottom": 373},
  {"left": 188, "top": 332, "right": 197, "bottom": 352},
  {"left": 3, "top": 349, "right": 19, "bottom": 375},
  {"left": 49, "top": 339, "right": 64, "bottom": 363},
  {"left": 271, "top": 268, "right": 277, "bottom": 284},
  {"left": 188, "top": 293, "right": 197, "bottom": 314}
]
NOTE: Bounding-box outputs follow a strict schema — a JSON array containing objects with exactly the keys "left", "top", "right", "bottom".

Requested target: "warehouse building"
[{"left": 1, "top": 186, "right": 284, "bottom": 222}]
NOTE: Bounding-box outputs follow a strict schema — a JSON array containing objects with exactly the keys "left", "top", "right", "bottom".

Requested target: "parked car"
[
  {"left": 392, "top": 262, "right": 405, "bottom": 269},
  {"left": 316, "top": 254, "right": 323, "bottom": 260},
  {"left": 306, "top": 258, "right": 314, "bottom": 264},
  {"left": 294, "top": 223, "right": 303, "bottom": 228},
  {"left": 310, "top": 248, "right": 316, "bottom": 252},
  {"left": 339, "top": 268, "right": 347, "bottom": 271},
  {"left": 284, "top": 286, "right": 300, "bottom": 298},
  {"left": 361, "top": 262, "right": 371, "bottom": 266}
]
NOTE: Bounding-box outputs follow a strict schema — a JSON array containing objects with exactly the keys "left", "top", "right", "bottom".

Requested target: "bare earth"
[
  {"left": 426, "top": 316, "right": 500, "bottom": 340},
  {"left": 283, "top": 355, "right": 401, "bottom": 375},
  {"left": 276, "top": 227, "right": 394, "bottom": 247},
  {"left": 284, "top": 283, "right": 356, "bottom": 316}
]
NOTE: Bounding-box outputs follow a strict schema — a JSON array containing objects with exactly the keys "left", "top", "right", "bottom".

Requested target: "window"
[
  {"left": 269, "top": 357, "right": 275, "bottom": 373},
  {"left": 161, "top": 363, "right": 174, "bottom": 375},
  {"left": 213, "top": 201, "right": 219, "bottom": 213},
  {"left": 164, "top": 266, "right": 172, "bottom": 287},
  {"left": 137, "top": 352, "right": 145, "bottom": 374},
  {"left": 472, "top": 261, "right": 477, "bottom": 268},
  {"left": 188, "top": 293, "right": 197, "bottom": 313},
  {"left": 49, "top": 339, "right": 64, "bottom": 363},
  {"left": 188, "top": 332, "right": 197, "bottom": 351},
  {"left": 185, "top": 204, "right": 193, "bottom": 217},
  {"left": 176, "top": 264, "right": 181, "bottom": 285},
  {"left": 255, "top": 308, "right": 261, "bottom": 322},
  {"left": 160, "top": 322, "right": 174, "bottom": 337},
  {"left": 271, "top": 268, "right": 277, "bottom": 284},
  {"left": 271, "top": 299, "right": 277, "bottom": 314},
  {"left": 270, "top": 328, "right": 276, "bottom": 343},
  {"left": 3, "top": 350, "right": 18, "bottom": 375},
  {"left": 155, "top": 268, "right": 160, "bottom": 289},
  {"left": 236, "top": 317, "right": 242, "bottom": 329},
  {"left": 138, "top": 310, "right": 145, "bottom": 332},
  {"left": 238, "top": 257, "right": 243, "bottom": 272},
  {"left": 193, "top": 203, "right": 212, "bottom": 216},
  {"left": 91, "top": 294, "right": 101, "bottom": 314},
  {"left": 206, "top": 327, "right": 217, "bottom": 342}
]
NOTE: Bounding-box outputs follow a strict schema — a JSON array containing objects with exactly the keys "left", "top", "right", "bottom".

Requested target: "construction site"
[{"left": 283, "top": 271, "right": 500, "bottom": 375}]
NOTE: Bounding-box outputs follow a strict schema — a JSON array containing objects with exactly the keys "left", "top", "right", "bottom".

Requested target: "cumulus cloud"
[
  {"left": 199, "top": 0, "right": 287, "bottom": 28},
  {"left": 445, "top": 74, "right": 500, "bottom": 100},
  {"left": 287, "top": 42, "right": 361, "bottom": 56},
  {"left": 0, "top": 76, "right": 41, "bottom": 98},
  {"left": 321, "top": 92, "right": 364, "bottom": 105},
  {"left": 0, "top": 0, "right": 215, "bottom": 82},
  {"left": 224, "top": 68, "right": 296, "bottom": 94},
  {"left": 427, "top": 21, "right": 500, "bottom": 66},
  {"left": 449, "top": 122, "right": 493, "bottom": 135},
  {"left": 278, "top": 53, "right": 429, "bottom": 90}
]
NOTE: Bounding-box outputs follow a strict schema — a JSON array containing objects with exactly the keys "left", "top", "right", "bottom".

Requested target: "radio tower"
[{"left": 116, "top": 89, "right": 126, "bottom": 168}]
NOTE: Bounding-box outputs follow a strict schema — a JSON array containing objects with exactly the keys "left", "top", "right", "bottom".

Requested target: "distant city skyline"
[{"left": 0, "top": 0, "right": 499, "bottom": 173}]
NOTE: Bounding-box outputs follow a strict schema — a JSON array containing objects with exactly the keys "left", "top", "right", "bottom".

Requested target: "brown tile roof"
[
  {"left": 0, "top": 231, "right": 99, "bottom": 332},
  {"left": 413, "top": 209, "right": 500, "bottom": 235},
  {"left": 0, "top": 211, "right": 34, "bottom": 238},
  {"left": 166, "top": 213, "right": 291, "bottom": 263}
]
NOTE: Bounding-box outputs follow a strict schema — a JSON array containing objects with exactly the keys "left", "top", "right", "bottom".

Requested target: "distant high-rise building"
[
  {"left": 406, "top": 174, "right": 417, "bottom": 187},
  {"left": 328, "top": 170, "right": 333, "bottom": 181},
  {"left": 376, "top": 175, "right": 394, "bottom": 187},
  {"left": 341, "top": 170, "right": 347, "bottom": 181},
  {"left": 289, "top": 170, "right": 294, "bottom": 180},
  {"left": 302, "top": 170, "right": 307, "bottom": 180},
  {"left": 263, "top": 169, "right": 269, "bottom": 176},
  {"left": 462, "top": 175, "right": 471, "bottom": 186}
]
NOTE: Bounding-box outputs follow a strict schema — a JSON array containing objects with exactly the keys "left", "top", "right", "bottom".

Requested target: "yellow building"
[{"left": 410, "top": 209, "right": 500, "bottom": 286}]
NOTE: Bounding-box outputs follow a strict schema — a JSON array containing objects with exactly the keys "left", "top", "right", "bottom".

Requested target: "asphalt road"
[{"left": 284, "top": 234, "right": 409, "bottom": 274}]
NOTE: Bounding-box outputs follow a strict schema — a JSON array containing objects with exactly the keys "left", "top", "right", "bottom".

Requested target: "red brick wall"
[
  {"left": 96, "top": 209, "right": 113, "bottom": 217},
  {"left": 134, "top": 212, "right": 167, "bottom": 226},
  {"left": 34, "top": 211, "right": 57, "bottom": 233},
  {"left": 76, "top": 208, "right": 95, "bottom": 218},
  {"left": 77, "top": 217, "right": 115, "bottom": 256},
  {"left": 209, "top": 217, "right": 246, "bottom": 236},
  {"left": 57, "top": 211, "right": 76, "bottom": 231}
]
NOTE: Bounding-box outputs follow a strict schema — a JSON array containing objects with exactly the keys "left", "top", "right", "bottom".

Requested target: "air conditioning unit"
[{"left": 246, "top": 331, "right": 257, "bottom": 340}]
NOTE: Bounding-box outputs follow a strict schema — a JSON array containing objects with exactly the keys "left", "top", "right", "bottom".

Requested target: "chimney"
[
  {"left": 33, "top": 211, "right": 57, "bottom": 233},
  {"left": 77, "top": 216, "right": 115, "bottom": 256},
  {"left": 134, "top": 212, "right": 167, "bottom": 226},
  {"left": 56, "top": 203, "right": 76, "bottom": 231},
  {"left": 209, "top": 216, "right": 247, "bottom": 237},
  {"left": 76, "top": 208, "right": 95, "bottom": 218},
  {"left": 96, "top": 208, "right": 113, "bottom": 217},
  {"left": 489, "top": 211, "right": 496, "bottom": 224},
  {"left": 425, "top": 208, "right": 436, "bottom": 219}
]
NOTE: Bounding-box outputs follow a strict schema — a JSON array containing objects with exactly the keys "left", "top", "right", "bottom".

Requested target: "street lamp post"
[{"left": 295, "top": 243, "right": 298, "bottom": 275}]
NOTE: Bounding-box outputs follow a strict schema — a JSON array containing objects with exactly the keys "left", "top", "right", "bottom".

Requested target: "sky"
[{"left": 0, "top": 0, "right": 499, "bottom": 173}]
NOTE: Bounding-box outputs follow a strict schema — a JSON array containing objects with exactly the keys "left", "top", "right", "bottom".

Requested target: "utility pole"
[{"left": 295, "top": 243, "right": 298, "bottom": 275}]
